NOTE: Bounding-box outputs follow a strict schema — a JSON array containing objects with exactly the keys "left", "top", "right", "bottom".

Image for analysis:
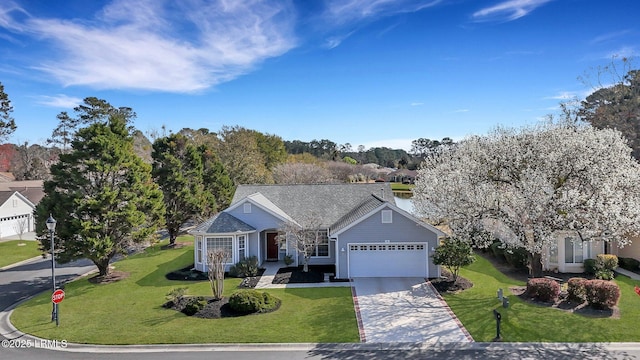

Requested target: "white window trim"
[
  {"left": 196, "top": 236, "right": 203, "bottom": 264},
  {"left": 381, "top": 210, "right": 392, "bottom": 223},
  {"left": 238, "top": 235, "right": 246, "bottom": 262},
  {"left": 564, "top": 237, "right": 584, "bottom": 264},
  {"left": 311, "top": 229, "right": 330, "bottom": 258}
]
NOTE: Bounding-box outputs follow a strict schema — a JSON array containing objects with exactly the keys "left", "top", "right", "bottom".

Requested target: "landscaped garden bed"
[
  {"left": 166, "top": 263, "right": 265, "bottom": 288},
  {"left": 272, "top": 265, "right": 335, "bottom": 284}
]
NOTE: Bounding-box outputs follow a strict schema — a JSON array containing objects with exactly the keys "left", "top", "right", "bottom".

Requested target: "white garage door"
[{"left": 348, "top": 243, "right": 428, "bottom": 278}]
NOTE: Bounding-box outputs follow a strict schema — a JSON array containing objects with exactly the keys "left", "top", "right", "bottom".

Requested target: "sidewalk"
[
  {"left": 255, "top": 261, "right": 351, "bottom": 289},
  {"left": 615, "top": 267, "right": 640, "bottom": 280}
]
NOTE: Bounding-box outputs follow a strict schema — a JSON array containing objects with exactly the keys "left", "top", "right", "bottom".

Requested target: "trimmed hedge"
[
  {"left": 583, "top": 258, "right": 597, "bottom": 275},
  {"left": 526, "top": 278, "right": 560, "bottom": 302},
  {"left": 567, "top": 277, "right": 588, "bottom": 303},
  {"left": 228, "top": 290, "right": 280, "bottom": 313},
  {"left": 584, "top": 279, "right": 620, "bottom": 309},
  {"left": 619, "top": 257, "right": 640, "bottom": 271},
  {"left": 597, "top": 254, "right": 619, "bottom": 270}
]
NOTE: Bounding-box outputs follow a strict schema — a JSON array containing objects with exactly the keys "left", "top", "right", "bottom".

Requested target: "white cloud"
[
  {"left": 410, "top": 102, "right": 424, "bottom": 106},
  {"left": 544, "top": 91, "right": 577, "bottom": 100},
  {"left": 605, "top": 46, "right": 637, "bottom": 60},
  {"left": 35, "top": 94, "right": 82, "bottom": 108},
  {"left": 322, "top": 0, "right": 441, "bottom": 48},
  {"left": 590, "top": 30, "right": 632, "bottom": 45},
  {"left": 1, "top": 0, "right": 297, "bottom": 93},
  {"left": 324, "top": 0, "right": 441, "bottom": 25},
  {"left": 453, "top": 109, "right": 469, "bottom": 113},
  {"left": 472, "top": 0, "right": 552, "bottom": 22}
]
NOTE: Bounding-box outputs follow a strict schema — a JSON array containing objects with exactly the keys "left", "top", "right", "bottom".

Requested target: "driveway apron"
[{"left": 352, "top": 277, "right": 472, "bottom": 343}]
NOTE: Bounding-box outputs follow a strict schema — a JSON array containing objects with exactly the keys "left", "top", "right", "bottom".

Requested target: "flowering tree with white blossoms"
[{"left": 413, "top": 121, "right": 640, "bottom": 277}]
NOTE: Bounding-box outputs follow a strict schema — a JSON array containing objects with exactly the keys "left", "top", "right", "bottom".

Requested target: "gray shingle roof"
[
  {"left": 330, "top": 195, "right": 386, "bottom": 235},
  {"left": 232, "top": 183, "right": 396, "bottom": 228},
  {"left": 193, "top": 212, "right": 255, "bottom": 233}
]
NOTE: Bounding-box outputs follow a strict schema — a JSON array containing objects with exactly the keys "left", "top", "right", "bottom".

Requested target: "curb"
[{"left": 0, "top": 256, "right": 45, "bottom": 271}]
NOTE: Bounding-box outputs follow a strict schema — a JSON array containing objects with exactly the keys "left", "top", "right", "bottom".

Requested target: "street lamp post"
[{"left": 46, "top": 214, "right": 58, "bottom": 326}]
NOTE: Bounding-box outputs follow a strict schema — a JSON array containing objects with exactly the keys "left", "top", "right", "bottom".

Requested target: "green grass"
[
  {"left": 445, "top": 255, "right": 640, "bottom": 342},
  {"left": 0, "top": 240, "right": 42, "bottom": 268},
  {"left": 390, "top": 182, "right": 414, "bottom": 192},
  {"left": 10, "top": 237, "right": 359, "bottom": 344}
]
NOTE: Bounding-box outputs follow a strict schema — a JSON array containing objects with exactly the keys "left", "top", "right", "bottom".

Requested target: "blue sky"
[{"left": 0, "top": 0, "right": 638, "bottom": 150}]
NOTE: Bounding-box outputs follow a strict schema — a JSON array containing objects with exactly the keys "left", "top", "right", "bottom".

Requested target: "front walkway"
[
  {"left": 254, "top": 261, "right": 351, "bottom": 289},
  {"left": 615, "top": 267, "right": 640, "bottom": 280},
  {"left": 352, "top": 277, "right": 473, "bottom": 343}
]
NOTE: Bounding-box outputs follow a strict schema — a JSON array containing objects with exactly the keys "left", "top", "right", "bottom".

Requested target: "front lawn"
[
  {"left": 445, "top": 255, "right": 640, "bottom": 342},
  {"left": 0, "top": 240, "right": 41, "bottom": 268},
  {"left": 10, "top": 239, "right": 359, "bottom": 344}
]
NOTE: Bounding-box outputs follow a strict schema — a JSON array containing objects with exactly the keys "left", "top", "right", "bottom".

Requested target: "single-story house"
[
  {"left": 542, "top": 232, "right": 605, "bottom": 273},
  {"left": 0, "top": 191, "right": 36, "bottom": 238},
  {"left": 191, "top": 183, "right": 444, "bottom": 279}
]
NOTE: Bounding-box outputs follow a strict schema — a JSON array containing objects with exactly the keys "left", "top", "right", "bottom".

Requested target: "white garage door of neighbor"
[{"left": 348, "top": 242, "right": 428, "bottom": 278}]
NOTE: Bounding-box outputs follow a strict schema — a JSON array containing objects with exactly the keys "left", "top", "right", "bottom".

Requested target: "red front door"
[{"left": 267, "top": 232, "right": 279, "bottom": 260}]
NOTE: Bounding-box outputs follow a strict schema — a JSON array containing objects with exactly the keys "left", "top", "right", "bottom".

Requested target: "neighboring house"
[
  {"left": 0, "top": 191, "right": 36, "bottom": 238},
  {"left": 387, "top": 169, "right": 417, "bottom": 184},
  {"left": 0, "top": 180, "right": 45, "bottom": 238},
  {"left": 486, "top": 219, "right": 606, "bottom": 274},
  {"left": 542, "top": 232, "right": 605, "bottom": 273},
  {"left": 191, "top": 183, "right": 444, "bottom": 279}
]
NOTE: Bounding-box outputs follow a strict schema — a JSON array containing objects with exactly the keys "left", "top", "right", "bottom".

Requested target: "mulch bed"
[
  {"left": 272, "top": 265, "right": 336, "bottom": 284},
  {"left": 431, "top": 268, "right": 474, "bottom": 293},
  {"left": 165, "top": 296, "right": 281, "bottom": 319},
  {"left": 166, "top": 265, "right": 265, "bottom": 286},
  {"left": 88, "top": 270, "right": 130, "bottom": 284},
  {"left": 165, "top": 265, "right": 209, "bottom": 281},
  {"left": 510, "top": 285, "right": 619, "bottom": 318},
  {"left": 238, "top": 272, "right": 264, "bottom": 288}
]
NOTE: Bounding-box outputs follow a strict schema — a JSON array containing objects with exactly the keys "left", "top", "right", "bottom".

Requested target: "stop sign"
[{"left": 52, "top": 289, "right": 65, "bottom": 304}]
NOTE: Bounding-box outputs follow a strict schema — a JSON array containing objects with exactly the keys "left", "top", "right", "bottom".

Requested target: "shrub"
[
  {"left": 597, "top": 254, "right": 618, "bottom": 272},
  {"left": 595, "top": 269, "right": 614, "bottom": 280},
  {"left": 182, "top": 296, "right": 206, "bottom": 316},
  {"left": 503, "top": 247, "right": 529, "bottom": 269},
  {"left": 584, "top": 279, "right": 620, "bottom": 309},
  {"left": 526, "top": 278, "right": 560, "bottom": 302},
  {"left": 229, "top": 256, "right": 260, "bottom": 278},
  {"left": 490, "top": 241, "right": 505, "bottom": 259},
  {"left": 583, "top": 258, "right": 597, "bottom": 275},
  {"left": 619, "top": 257, "right": 640, "bottom": 271},
  {"left": 165, "top": 287, "right": 187, "bottom": 303},
  {"left": 284, "top": 254, "right": 294, "bottom": 266},
  {"left": 566, "top": 277, "right": 587, "bottom": 302},
  {"left": 228, "top": 290, "right": 280, "bottom": 313}
]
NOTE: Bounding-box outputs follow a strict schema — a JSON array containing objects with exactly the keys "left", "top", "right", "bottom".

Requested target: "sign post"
[{"left": 51, "top": 289, "right": 65, "bottom": 326}]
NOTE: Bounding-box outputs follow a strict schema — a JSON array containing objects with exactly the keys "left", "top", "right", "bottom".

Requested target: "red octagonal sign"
[{"left": 52, "top": 289, "right": 65, "bottom": 304}]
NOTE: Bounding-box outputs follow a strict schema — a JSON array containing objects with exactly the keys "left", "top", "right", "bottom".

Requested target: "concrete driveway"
[{"left": 351, "top": 277, "right": 473, "bottom": 343}]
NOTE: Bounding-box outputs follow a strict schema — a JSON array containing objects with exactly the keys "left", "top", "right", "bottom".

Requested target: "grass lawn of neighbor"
[
  {"left": 10, "top": 237, "right": 359, "bottom": 344},
  {"left": 444, "top": 255, "right": 640, "bottom": 342},
  {"left": 0, "top": 240, "right": 42, "bottom": 268},
  {"left": 390, "top": 183, "right": 413, "bottom": 192}
]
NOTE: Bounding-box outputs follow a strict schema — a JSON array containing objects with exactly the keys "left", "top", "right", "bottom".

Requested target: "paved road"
[{"left": 0, "top": 256, "right": 95, "bottom": 312}]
